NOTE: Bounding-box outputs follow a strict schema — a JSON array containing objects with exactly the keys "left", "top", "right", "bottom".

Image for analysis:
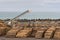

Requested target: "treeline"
[{"left": 4, "top": 19, "right": 60, "bottom": 22}]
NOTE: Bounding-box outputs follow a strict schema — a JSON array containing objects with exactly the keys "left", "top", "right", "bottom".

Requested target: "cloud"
[
  {"left": 45, "top": 0, "right": 60, "bottom": 3},
  {"left": 0, "top": 0, "right": 18, "bottom": 2},
  {"left": 0, "top": 0, "right": 60, "bottom": 12}
]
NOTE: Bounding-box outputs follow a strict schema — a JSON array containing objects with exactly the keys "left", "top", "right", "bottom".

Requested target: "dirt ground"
[{"left": 0, "top": 37, "right": 59, "bottom": 40}]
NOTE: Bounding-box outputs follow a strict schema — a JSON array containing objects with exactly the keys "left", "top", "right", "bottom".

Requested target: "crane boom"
[
  {"left": 11, "top": 9, "right": 31, "bottom": 21},
  {"left": 7, "top": 9, "right": 32, "bottom": 26}
]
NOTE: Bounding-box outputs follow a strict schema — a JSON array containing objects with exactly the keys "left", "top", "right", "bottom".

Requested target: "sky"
[
  {"left": 0, "top": 0, "right": 60, "bottom": 19},
  {"left": 0, "top": 0, "right": 60, "bottom": 12}
]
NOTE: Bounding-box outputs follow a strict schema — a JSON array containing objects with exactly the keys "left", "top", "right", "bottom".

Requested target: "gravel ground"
[{"left": 0, "top": 37, "right": 59, "bottom": 40}]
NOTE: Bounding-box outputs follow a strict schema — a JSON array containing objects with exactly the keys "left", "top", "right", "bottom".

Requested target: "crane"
[{"left": 7, "top": 9, "right": 32, "bottom": 27}]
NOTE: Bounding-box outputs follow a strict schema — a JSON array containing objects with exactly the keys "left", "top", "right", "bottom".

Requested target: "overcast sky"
[{"left": 0, "top": 0, "right": 60, "bottom": 12}]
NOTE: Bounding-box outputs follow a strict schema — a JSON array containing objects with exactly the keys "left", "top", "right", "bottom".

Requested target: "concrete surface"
[{"left": 0, "top": 37, "right": 59, "bottom": 40}]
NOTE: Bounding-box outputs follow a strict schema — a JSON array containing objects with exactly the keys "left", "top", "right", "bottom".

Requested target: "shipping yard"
[
  {"left": 0, "top": 19, "right": 60, "bottom": 40},
  {"left": 0, "top": 10, "right": 60, "bottom": 40},
  {"left": 0, "top": 0, "right": 59, "bottom": 40}
]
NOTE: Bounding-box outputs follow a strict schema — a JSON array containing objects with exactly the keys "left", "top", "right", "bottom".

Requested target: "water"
[{"left": 0, "top": 12, "right": 60, "bottom": 19}]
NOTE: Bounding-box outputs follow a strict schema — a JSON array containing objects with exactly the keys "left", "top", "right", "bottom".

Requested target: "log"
[
  {"left": 6, "top": 27, "right": 23, "bottom": 38},
  {"left": 16, "top": 28, "right": 32, "bottom": 38},
  {"left": 35, "top": 28, "right": 47, "bottom": 39},
  {"left": 44, "top": 27, "right": 56, "bottom": 39},
  {"left": 54, "top": 28, "right": 60, "bottom": 39}
]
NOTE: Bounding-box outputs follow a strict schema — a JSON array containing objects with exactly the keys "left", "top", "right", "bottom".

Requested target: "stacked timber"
[
  {"left": 29, "top": 22, "right": 33, "bottom": 27},
  {"left": 0, "top": 21, "right": 11, "bottom": 36},
  {"left": 35, "top": 27, "right": 47, "bottom": 39},
  {"left": 6, "top": 27, "right": 23, "bottom": 37},
  {"left": 34, "top": 21, "right": 40, "bottom": 27},
  {"left": 0, "top": 27, "right": 7, "bottom": 35},
  {"left": 31, "top": 27, "right": 41, "bottom": 37},
  {"left": 24, "top": 22, "right": 29, "bottom": 27},
  {"left": 44, "top": 27, "right": 56, "bottom": 39},
  {"left": 16, "top": 28, "right": 32, "bottom": 38},
  {"left": 0, "top": 19, "right": 4, "bottom": 23},
  {"left": 54, "top": 28, "right": 60, "bottom": 39}
]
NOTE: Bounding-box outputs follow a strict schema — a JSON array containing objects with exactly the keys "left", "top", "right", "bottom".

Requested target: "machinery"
[{"left": 7, "top": 9, "right": 32, "bottom": 27}]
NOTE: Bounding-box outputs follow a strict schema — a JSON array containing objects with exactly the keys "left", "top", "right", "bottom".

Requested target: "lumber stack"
[
  {"left": 35, "top": 27, "right": 47, "bottom": 39},
  {"left": 31, "top": 27, "right": 41, "bottom": 37},
  {"left": 44, "top": 27, "right": 56, "bottom": 39},
  {"left": 6, "top": 27, "right": 22, "bottom": 37},
  {"left": 54, "top": 28, "right": 60, "bottom": 39},
  {"left": 0, "top": 21, "right": 11, "bottom": 36},
  {"left": 16, "top": 28, "right": 32, "bottom": 38},
  {"left": 0, "top": 27, "right": 7, "bottom": 35}
]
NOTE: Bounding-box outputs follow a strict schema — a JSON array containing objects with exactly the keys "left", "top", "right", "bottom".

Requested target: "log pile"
[
  {"left": 0, "top": 27, "right": 7, "bottom": 35},
  {"left": 31, "top": 27, "right": 41, "bottom": 37},
  {"left": 54, "top": 28, "right": 60, "bottom": 39},
  {"left": 44, "top": 27, "right": 56, "bottom": 39},
  {"left": 35, "top": 27, "right": 47, "bottom": 39},
  {"left": 16, "top": 28, "right": 32, "bottom": 38},
  {"left": 0, "top": 20, "right": 11, "bottom": 36},
  {"left": 6, "top": 27, "right": 22, "bottom": 37}
]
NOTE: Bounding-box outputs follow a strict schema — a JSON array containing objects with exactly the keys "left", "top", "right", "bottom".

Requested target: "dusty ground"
[{"left": 0, "top": 37, "right": 59, "bottom": 40}]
